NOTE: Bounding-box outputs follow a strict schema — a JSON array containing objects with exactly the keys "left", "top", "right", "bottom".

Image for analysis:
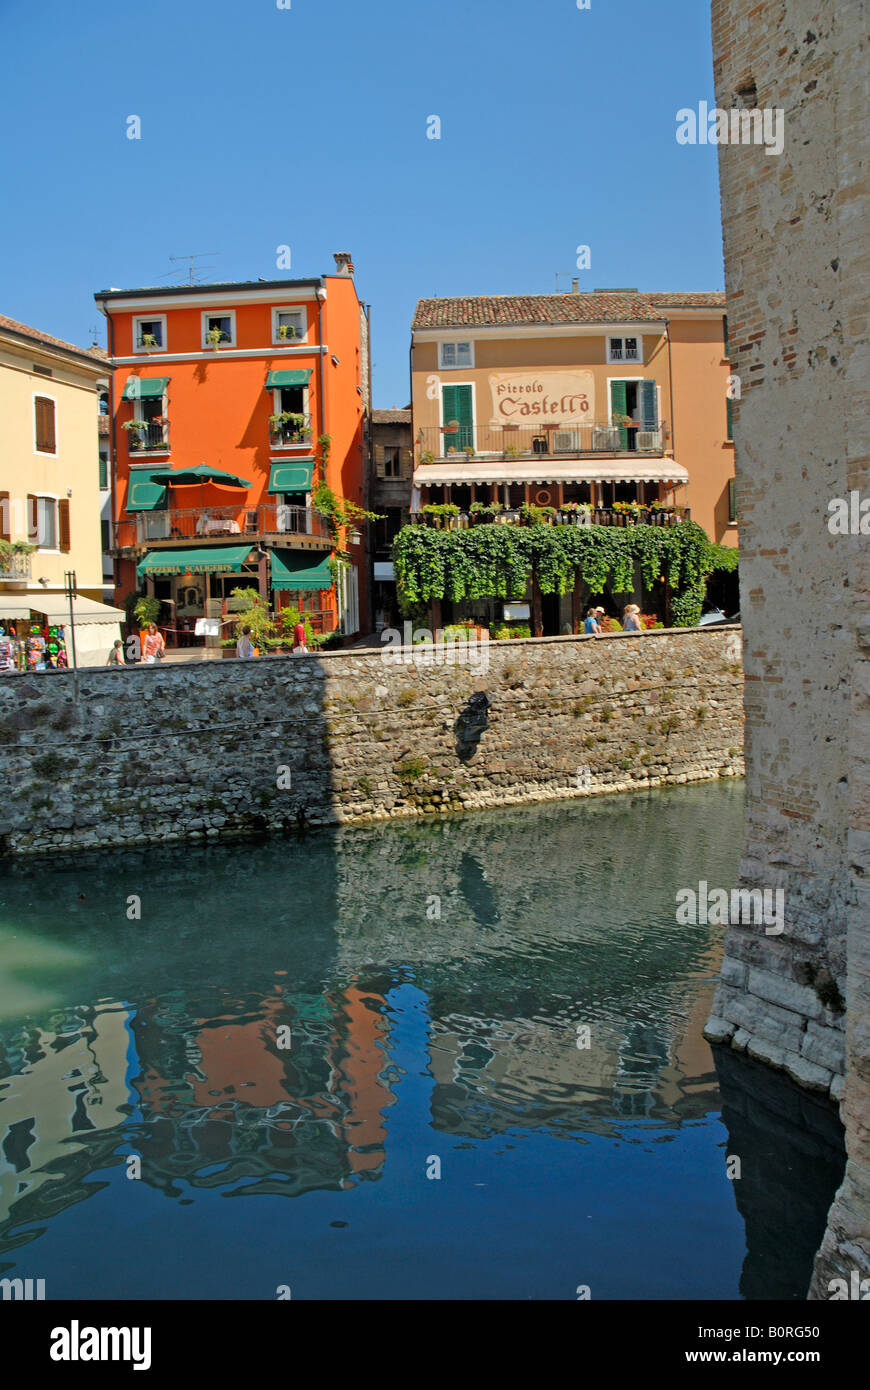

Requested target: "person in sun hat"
[{"left": 623, "top": 604, "right": 643, "bottom": 632}]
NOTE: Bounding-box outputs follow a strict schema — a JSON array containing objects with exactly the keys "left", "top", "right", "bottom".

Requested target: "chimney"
[
  {"left": 333, "top": 252, "right": 355, "bottom": 277},
  {"left": 571, "top": 278, "right": 579, "bottom": 293}
]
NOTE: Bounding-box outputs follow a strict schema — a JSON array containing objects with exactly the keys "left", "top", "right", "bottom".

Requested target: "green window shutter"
[
  {"left": 610, "top": 380, "right": 628, "bottom": 448},
  {"left": 728, "top": 478, "right": 738, "bottom": 523},
  {"left": 723, "top": 315, "right": 730, "bottom": 358},
  {"left": 442, "top": 384, "right": 473, "bottom": 452},
  {"left": 640, "top": 380, "right": 658, "bottom": 429},
  {"left": 726, "top": 397, "right": 734, "bottom": 440},
  {"left": 99, "top": 454, "right": 108, "bottom": 489}
]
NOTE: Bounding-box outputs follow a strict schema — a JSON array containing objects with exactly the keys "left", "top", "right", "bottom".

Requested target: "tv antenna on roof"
[{"left": 161, "top": 252, "right": 219, "bottom": 285}]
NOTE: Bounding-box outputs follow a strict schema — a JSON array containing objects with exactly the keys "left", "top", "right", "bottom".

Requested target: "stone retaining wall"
[{"left": 0, "top": 627, "right": 743, "bottom": 857}]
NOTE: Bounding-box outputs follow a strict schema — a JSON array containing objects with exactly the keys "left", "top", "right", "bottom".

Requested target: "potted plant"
[
  {"left": 141, "top": 332, "right": 159, "bottom": 351},
  {"left": 463, "top": 443, "right": 475, "bottom": 459},
  {"left": 207, "top": 325, "right": 226, "bottom": 350},
  {"left": 278, "top": 323, "right": 298, "bottom": 342},
  {"left": 504, "top": 444, "right": 520, "bottom": 460},
  {"left": 123, "top": 419, "right": 147, "bottom": 450}
]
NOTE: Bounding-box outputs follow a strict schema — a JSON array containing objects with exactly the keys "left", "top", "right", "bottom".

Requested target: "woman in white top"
[{"left": 236, "top": 626, "right": 255, "bottom": 659}]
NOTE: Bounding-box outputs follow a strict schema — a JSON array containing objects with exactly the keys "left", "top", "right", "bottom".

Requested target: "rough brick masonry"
[
  {"left": 0, "top": 628, "right": 742, "bottom": 859},
  {"left": 707, "top": 0, "right": 869, "bottom": 1296}
]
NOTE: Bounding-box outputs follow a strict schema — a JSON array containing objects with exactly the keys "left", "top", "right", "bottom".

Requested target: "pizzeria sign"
[{"left": 488, "top": 370, "right": 595, "bottom": 427}]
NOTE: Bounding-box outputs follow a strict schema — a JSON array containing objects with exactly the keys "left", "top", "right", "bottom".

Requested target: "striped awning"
[{"left": 413, "top": 458, "right": 689, "bottom": 486}]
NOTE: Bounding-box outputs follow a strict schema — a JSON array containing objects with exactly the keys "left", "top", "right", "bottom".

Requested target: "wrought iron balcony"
[
  {"left": 416, "top": 421, "right": 666, "bottom": 461},
  {"left": 408, "top": 506, "right": 689, "bottom": 530},
  {"left": 269, "top": 414, "right": 313, "bottom": 448},
  {"left": 126, "top": 421, "right": 169, "bottom": 453},
  {"left": 112, "top": 503, "right": 331, "bottom": 550},
  {"left": 0, "top": 551, "right": 32, "bottom": 580}
]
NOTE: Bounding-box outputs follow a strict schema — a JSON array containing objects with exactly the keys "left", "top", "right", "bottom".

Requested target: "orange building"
[
  {"left": 411, "top": 290, "right": 737, "bottom": 546},
  {"left": 95, "top": 253, "right": 370, "bottom": 644}
]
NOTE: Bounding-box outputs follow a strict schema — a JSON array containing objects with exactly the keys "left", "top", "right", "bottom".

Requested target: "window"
[
  {"left": 99, "top": 392, "right": 109, "bottom": 415},
  {"left": 0, "top": 491, "right": 9, "bottom": 542},
  {"left": 100, "top": 519, "right": 111, "bottom": 552},
  {"left": 33, "top": 364, "right": 52, "bottom": 377},
  {"left": 202, "top": 312, "right": 235, "bottom": 348},
  {"left": 133, "top": 315, "right": 166, "bottom": 352},
  {"left": 383, "top": 446, "right": 401, "bottom": 478},
  {"left": 28, "top": 495, "right": 58, "bottom": 549},
  {"left": 607, "top": 336, "right": 643, "bottom": 365},
  {"left": 726, "top": 397, "right": 734, "bottom": 440},
  {"left": 99, "top": 453, "right": 109, "bottom": 489},
  {"left": 723, "top": 315, "right": 730, "bottom": 359},
  {"left": 34, "top": 396, "right": 56, "bottom": 453},
  {"left": 272, "top": 307, "right": 307, "bottom": 345},
  {"left": 728, "top": 477, "right": 738, "bottom": 524},
  {"left": 438, "top": 341, "right": 474, "bottom": 369}
]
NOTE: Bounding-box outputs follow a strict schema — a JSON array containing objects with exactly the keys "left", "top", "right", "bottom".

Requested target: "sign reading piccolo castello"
[{"left": 488, "top": 371, "right": 595, "bottom": 426}]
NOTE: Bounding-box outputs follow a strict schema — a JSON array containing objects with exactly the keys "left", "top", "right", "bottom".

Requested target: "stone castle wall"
[
  {"left": 707, "top": 0, "right": 869, "bottom": 1296},
  {"left": 0, "top": 628, "right": 742, "bottom": 857}
]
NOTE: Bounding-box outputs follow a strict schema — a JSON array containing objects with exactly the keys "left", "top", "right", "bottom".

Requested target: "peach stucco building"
[{"left": 410, "top": 290, "right": 737, "bottom": 545}]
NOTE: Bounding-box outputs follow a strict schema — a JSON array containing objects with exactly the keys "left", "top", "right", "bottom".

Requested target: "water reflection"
[{"left": 0, "top": 782, "right": 845, "bottom": 1299}]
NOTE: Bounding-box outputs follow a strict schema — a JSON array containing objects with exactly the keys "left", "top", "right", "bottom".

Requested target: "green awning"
[
  {"left": 265, "top": 369, "right": 312, "bottom": 389},
  {"left": 270, "top": 549, "right": 332, "bottom": 591},
  {"left": 268, "top": 460, "right": 315, "bottom": 493},
  {"left": 137, "top": 544, "right": 254, "bottom": 579},
  {"left": 123, "top": 377, "right": 169, "bottom": 401},
  {"left": 126, "top": 477, "right": 168, "bottom": 512}
]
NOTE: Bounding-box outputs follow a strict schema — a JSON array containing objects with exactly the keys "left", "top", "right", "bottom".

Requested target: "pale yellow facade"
[{"left": 0, "top": 321, "right": 106, "bottom": 601}]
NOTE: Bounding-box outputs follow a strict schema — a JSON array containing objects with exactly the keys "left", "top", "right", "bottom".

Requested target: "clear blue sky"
[{"left": 0, "top": 0, "right": 723, "bottom": 407}]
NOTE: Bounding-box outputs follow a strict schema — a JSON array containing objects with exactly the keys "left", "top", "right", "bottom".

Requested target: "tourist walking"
[
  {"left": 143, "top": 622, "right": 165, "bottom": 663},
  {"left": 106, "top": 639, "right": 125, "bottom": 666},
  {"left": 291, "top": 621, "right": 308, "bottom": 655},
  {"left": 584, "top": 607, "right": 604, "bottom": 635},
  {"left": 236, "top": 625, "right": 255, "bottom": 660},
  {"left": 623, "top": 605, "right": 643, "bottom": 632}
]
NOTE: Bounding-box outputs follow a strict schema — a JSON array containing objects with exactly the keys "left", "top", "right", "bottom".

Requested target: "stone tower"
[{"left": 706, "top": 0, "right": 869, "bottom": 1296}]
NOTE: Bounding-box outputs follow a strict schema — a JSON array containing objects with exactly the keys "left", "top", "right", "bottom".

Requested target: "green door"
[
  {"left": 442, "top": 384, "right": 473, "bottom": 453},
  {"left": 610, "top": 380, "right": 628, "bottom": 449}
]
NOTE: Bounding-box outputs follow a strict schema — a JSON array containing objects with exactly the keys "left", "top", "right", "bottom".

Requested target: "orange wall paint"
[{"left": 107, "top": 276, "right": 369, "bottom": 624}]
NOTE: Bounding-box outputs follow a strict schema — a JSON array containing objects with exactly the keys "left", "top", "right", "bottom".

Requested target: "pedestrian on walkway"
[
  {"left": 143, "top": 623, "right": 165, "bottom": 663},
  {"left": 291, "top": 621, "right": 308, "bottom": 655},
  {"left": 236, "top": 625, "right": 255, "bottom": 659},
  {"left": 584, "top": 607, "right": 604, "bottom": 635},
  {"left": 623, "top": 605, "right": 643, "bottom": 632},
  {"left": 106, "top": 639, "right": 125, "bottom": 666}
]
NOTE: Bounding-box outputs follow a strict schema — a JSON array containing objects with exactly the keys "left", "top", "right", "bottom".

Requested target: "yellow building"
[
  {"left": 0, "top": 314, "right": 123, "bottom": 664},
  {"left": 411, "top": 290, "right": 736, "bottom": 545}
]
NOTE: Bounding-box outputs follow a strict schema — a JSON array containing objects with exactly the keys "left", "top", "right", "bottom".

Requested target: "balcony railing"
[
  {"left": 269, "top": 414, "right": 313, "bottom": 448},
  {"left": 126, "top": 422, "right": 169, "bottom": 453},
  {"left": 408, "top": 506, "right": 689, "bottom": 529},
  {"left": 0, "top": 551, "right": 32, "bottom": 580},
  {"left": 417, "top": 422, "right": 666, "bottom": 461},
  {"left": 112, "top": 503, "right": 331, "bottom": 550}
]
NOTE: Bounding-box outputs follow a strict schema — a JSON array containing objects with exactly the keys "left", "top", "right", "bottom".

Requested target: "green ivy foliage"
[{"left": 392, "top": 521, "right": 735, "bottom": 626}]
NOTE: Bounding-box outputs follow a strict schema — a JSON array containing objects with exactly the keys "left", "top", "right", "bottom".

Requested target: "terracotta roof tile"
[
  {"left": 372, "top": 408, "right": 412, "bottom": 424},
  {"left": 412, "top": 291, "right": 725, "bottom": 329},
  {"left": 0, "top": 312, "right": 107, "bottom": 364}
]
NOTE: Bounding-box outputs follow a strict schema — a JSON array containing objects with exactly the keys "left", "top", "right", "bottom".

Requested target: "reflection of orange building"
[
  {"left": 135, "top": 985, "right": 391, "bottom": 1185},
  {"left": 95, "top": 253, "right": 370, "bottom": 641}
]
